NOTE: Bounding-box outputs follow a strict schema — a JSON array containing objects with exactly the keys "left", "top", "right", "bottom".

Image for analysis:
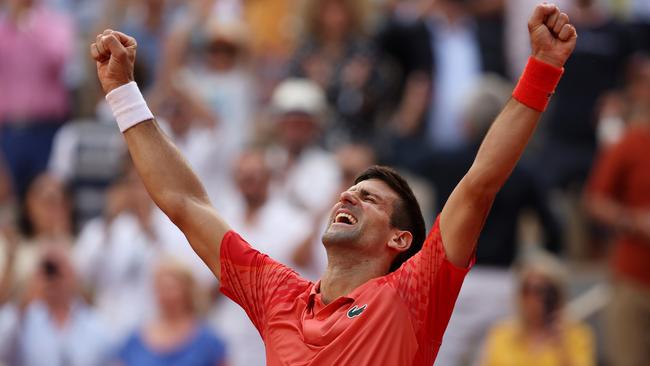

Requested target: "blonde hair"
[
  {"left": 516, "top": 250, "right": 568, "bottom": 304},
  {"left": 154, "top": 257, "right": 208, "bottom": 315}
]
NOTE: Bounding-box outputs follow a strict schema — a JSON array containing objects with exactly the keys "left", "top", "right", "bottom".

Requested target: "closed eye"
[{"left": 359, "top": 189, "right": 380, "bottom": 204}]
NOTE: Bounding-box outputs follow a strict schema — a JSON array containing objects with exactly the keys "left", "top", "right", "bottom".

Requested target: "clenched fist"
[
  {"left": 528, "top": 3, "right": 577, "bottom": 68},
  {"left": 90, "top": 29, "right": 137, "bottom": 94}
]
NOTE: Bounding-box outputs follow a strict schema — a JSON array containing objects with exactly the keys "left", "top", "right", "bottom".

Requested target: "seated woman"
[
  {"left": 479, "top": 253, "right": 595, "bottom": 366},
  {"left": 115, "top": 259, "right": 227, "bottom": 366}
]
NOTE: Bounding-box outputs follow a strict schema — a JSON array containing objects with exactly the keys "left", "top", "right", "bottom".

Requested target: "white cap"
[
  {"left": 204, "top": 18, "right": 249, "bottom": 48},
  {"left": 270, "top": 78, "right": 327, "bottom": 118}
]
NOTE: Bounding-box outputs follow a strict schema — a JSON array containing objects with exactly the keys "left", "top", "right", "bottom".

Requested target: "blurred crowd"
[{"left": 0, "top": 0, "right": 649, "bottom": 365}]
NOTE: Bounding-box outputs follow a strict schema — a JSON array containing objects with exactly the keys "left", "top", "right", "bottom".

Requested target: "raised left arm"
[{"left": 440, "top": 3, "right": 577, "bottom": 267}]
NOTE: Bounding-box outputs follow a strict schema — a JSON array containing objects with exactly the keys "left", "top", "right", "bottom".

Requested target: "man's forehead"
[{"left": 347, "top": 179, "right": 399, "bottom": 200}]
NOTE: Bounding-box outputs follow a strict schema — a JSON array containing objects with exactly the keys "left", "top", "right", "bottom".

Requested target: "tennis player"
[{"left": 91, "top": 3, "right": 576, "bottom": 364}]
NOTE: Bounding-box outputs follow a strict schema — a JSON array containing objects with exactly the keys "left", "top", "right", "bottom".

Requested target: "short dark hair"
[{"left": 354, "top": 166, "right": 426, "bottom": 272}]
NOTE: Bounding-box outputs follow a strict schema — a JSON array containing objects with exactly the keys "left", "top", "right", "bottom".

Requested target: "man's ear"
[{"left": 387, "top": 230, "right": 413, "bottom": 253}]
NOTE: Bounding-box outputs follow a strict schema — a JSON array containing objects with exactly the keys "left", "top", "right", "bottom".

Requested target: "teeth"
[{"left": 335, "top": 212, "right": 358, "bottom": 224}]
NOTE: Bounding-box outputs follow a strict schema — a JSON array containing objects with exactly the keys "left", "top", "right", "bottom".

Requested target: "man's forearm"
[
  {"left": 123, "top": 120, "right": 210, "bottom": 224},
  {"left": 464, "top": 98, "right": 541, "bottom": 195}
]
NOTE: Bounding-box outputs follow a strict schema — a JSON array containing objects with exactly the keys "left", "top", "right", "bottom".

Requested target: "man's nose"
[{"left": 339, "top": 190, "right": 359, "bottom": 205}]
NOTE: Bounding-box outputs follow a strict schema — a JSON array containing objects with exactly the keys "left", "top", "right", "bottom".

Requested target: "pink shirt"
[{"left": 0, "top": 6, "right": 73, "bottom": 122}]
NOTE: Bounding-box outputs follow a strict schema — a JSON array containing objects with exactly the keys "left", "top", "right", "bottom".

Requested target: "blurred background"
[{"left": 0, "top": 0, "right": 649, "bottom": 365}]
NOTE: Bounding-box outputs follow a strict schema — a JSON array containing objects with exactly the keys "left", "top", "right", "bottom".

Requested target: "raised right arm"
[{"left": 91, "top": 30, "right": 229, "bottom": 279}]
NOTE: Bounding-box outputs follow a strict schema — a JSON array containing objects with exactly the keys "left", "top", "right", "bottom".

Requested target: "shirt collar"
[{"left": 308, "top": 277, "right": 382, "bottom": 308}]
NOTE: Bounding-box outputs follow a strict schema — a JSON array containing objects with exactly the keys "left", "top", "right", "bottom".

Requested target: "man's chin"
[{"left": 322, "top": 225, "right": 361, "bottom": 247}]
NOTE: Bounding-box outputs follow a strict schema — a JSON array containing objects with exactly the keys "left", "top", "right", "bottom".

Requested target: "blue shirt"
[
  {"left": 118, "top": 324, "right": 227, "bottom": 366},
  {"left": 18, "top": 301, "right": 111, "bottom": 366}
]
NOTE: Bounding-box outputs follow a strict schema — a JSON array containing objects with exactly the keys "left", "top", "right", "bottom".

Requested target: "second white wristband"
[{"left": 105, "top": 81, "right": 154, "bottom": 132}]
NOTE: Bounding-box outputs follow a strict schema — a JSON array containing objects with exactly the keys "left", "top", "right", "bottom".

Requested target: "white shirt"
[
  {"left": 269, "top": 147, "right": 341, "bottom": 219},
  {"left": 73, "top": 214, "right": 158, "bottom": 341},
  {"left": 427, "top": 15, "right": 481, "bottom": 150},
  {"left": 18, "top": 301, "right": 110, "bottom": 366},
  {"left": 178, "top": 67, "right": 254, "bottom": 160}
]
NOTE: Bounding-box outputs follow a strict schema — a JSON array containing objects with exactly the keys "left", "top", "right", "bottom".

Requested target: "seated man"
[{"left": 89, "top": 3, "right": 576, "bottom": 364}]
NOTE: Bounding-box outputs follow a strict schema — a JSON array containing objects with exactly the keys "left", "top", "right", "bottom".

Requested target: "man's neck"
[{"left": 319, "top": 252, "right": 389, "bottom": 305}]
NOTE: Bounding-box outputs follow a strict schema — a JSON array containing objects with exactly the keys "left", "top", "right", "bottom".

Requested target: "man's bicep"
[
  {"left": 175, "top": 200, "right": 230, "bottom": 280},
  {"left": 440, "top": 177, "right": 494, "bottom": 268}
]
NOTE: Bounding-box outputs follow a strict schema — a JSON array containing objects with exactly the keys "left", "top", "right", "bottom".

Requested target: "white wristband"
[{"left": 105, "top": 81, "right": 154, "bottom": 132}]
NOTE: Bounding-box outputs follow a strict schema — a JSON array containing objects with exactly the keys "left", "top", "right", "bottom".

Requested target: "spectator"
[
  {"left": 585, "top": 105, "right": 650, "bottom": 366},
  {"left": 120, "top": 0, "right": 176, "bottom": 90},
  {"left": 161, "top": 14, "right": 255, "bottom": 164},
  {"left": 20, "top": 173, "right": 73, "bottom": 243},
  {"left": 289, "top": 0, "right": 383, "bottom": 145},
  {"left": 374, "top": 0, "right": 433, "bottom": 141},
  {"left": 423, "top": 0, "right": 484, "bottom": 152},
  {"left": 0, "top": 174, "right": 74, "bottom": 305},
  {"left": 335, "top": 143, "right": 377, "bottom": 190},
  {"left": 48, "top": 95, "right": 126, "bottom": 227},
  {"left": 479, "top": 253, "right": 595, "bottom": 366},
  {"left": 16, "top": 245, "right": 111, "bottom": 366},
  {"left": 243, "top": 0, "right": 300, "bottom": 99},
  {"left": 0, "top": 0, "right": 75, "bottom": 198},
  {"left": 214, "top": 148, "right": 316, "bottom": 366},
  {"left": 74, "top": 165, "right": 160, "bottom": 341},
  {"left": 267, "top": 78, "right": 341, "bottom": 219},
  {"left": 222, "top": 148, "right": 316, "bottom": 276},
  {"left": 149, "top": 85, "right": 235, "bottom": 207},
  {"left": 243, "top": 0, "right": 297, "bottom": 58},
  {"left": 116, "top": 259, "right": 227, "bottom": 366},
  {"left": 595, "top": 55, "right": 650, "bottom": 147}
]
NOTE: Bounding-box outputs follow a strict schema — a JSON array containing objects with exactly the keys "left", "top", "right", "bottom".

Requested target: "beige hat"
[{"left": 270, "top": 78, "right": 327, "bottom": 118}]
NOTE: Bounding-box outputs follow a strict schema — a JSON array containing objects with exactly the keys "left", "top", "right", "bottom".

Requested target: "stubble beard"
[{"left": 321, "top": 223, "right": 363, "bottom": 249}]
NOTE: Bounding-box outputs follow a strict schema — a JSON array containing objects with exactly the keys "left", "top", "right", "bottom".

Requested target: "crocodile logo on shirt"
[{"left": 347, "top": 304, "right": 368, "bottom": 318}]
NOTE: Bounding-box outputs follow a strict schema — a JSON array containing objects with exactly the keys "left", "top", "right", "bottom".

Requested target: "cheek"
[{"left": 362, "top": 207, "right": 392, "bottom": 233}]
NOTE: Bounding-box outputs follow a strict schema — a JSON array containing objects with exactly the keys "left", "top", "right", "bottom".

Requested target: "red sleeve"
[
  {"left": 219, "top": 231, "right": 310, "bottom": 337},
  {"left": 385, "top": 215, "right": 471, "bottom": 344},
  {"left": 587, "top": 141, "right": 628, "bottom": 199}
]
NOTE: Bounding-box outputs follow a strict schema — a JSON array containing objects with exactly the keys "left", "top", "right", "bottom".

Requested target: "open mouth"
[{"left": 333, "top": 212, "right": 358, "bottom": 225}]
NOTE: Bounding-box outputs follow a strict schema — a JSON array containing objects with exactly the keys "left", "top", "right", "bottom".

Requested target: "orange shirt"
[
  {"left": 587, "top": 126, "right": 650, "bottom": 288},
  {"left": 220, "top": 216, "right": 470, "bottom": 365}
]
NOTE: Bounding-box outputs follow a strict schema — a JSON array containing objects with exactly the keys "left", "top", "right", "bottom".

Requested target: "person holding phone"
[{"left": 479, "top": 253, "right": 595, "bottom": 366}]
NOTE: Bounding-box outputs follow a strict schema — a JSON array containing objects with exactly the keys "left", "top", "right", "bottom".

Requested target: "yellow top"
[
  {"left": 243, "top": 0, "right": 301, "bottom": 57},
  {"left": 481, "top": 319, "right": 595, "bottom": 366}
]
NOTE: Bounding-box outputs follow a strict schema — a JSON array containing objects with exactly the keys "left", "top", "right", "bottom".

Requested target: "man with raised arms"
[{"left": 90, "top": 3, "right": 576, "bottom": 365}]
